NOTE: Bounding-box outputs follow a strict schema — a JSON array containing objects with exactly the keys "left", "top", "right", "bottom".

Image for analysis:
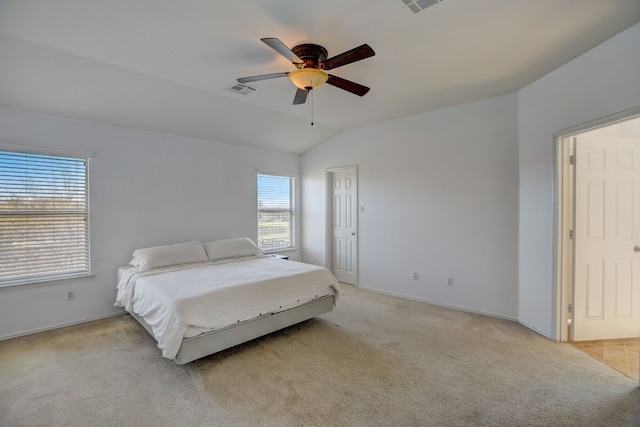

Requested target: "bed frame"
[{"left": 129, "top": 294, "right": 335, "bottom": 364}]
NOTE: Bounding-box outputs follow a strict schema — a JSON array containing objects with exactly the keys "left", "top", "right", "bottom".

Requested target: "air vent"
[
  {"left": 402, "top": 0, "right": 442, "bottom": 13},
  {"left": 226, "top": 83, "right": 259, "bottom": 95}
]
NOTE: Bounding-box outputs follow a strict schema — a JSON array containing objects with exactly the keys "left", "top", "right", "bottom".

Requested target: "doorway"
[
  {"left": 326, "top": 166, "right": 358, "bottom": 285},
  {"left": 555, "top": 107, "right": 640, "bottom": 382}
]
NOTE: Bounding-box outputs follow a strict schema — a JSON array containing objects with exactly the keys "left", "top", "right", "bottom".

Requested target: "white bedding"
[{"left": 115, "top": 256, "right": 339, "bottom": 359}]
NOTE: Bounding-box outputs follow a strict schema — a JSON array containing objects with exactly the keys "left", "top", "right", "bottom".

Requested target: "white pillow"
[
  {"left": 131, "top": 240, "right": 208, "bottom": 271},
  {"left": 203, "top": 237, "right": 261, "bottom": 261}
]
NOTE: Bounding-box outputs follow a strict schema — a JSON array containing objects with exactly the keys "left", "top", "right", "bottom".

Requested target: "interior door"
[
  {"left": 331, "top": 168, "right": 357, "bottom": 284},
  {"left": 572, "top": 136, "right": 640, "bottom": 341}
]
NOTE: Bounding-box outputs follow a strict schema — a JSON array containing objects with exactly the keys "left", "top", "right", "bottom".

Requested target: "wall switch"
[
  {"left": 447, "top": 277, "right": 454, "bottom": 286},
  {"left": 413, "top": 272, "right": 419, "bottom": 281},
  {"left": 67, "top": 290, "right": 75, "bottom": 301}
]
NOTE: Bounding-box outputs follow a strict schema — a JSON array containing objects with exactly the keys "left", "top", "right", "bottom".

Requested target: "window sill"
[
  {"left": 260, "top": 247, "right": 297, "bottom": 254},
  {"left": 0, "top": 273, "right": 95, "bottom": 292}
]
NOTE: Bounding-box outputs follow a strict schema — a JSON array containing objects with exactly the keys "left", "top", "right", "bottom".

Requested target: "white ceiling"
[{"left": 0, "top": 0, "right": 639, "bottom": 154}]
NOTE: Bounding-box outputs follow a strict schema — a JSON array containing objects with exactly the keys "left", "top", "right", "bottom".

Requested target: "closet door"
[{"left": 331, "top": 167, "right": 357, "bottom": 284}]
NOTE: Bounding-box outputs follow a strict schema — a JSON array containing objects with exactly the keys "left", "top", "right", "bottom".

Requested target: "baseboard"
[
  {"left": 518, "top": 319, "right": 553, "bottom": 340},
  {"left": 2, "top": 292, "right": 552, "bottom": 342},
  {"left": 357, "top": 285, "right": 519, "bottom": 323},
  {"left": 0, "top": 310, "right": 125, "bottom": 341}
]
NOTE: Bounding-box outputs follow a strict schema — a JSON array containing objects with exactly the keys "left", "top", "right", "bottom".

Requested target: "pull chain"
[{"left": 310, "top": 88, "right": 314, "bottom": 126}]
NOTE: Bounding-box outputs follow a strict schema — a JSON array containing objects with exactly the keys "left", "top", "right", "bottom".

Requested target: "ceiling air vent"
[
  {"left": 226, "top": 83, "right": 259, "bottom": 95},
  {"left": 402, "top": 0, "right": 442, "bottom": 14}
]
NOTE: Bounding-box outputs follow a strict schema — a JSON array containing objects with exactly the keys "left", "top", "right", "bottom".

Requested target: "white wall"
[
  {"left": 301, "top": 93, "right": 519, "bottom": 319},
  {"left": 518, "top": 22, "right": 640, "bottom": 338},
  {"left": 0, "top": 107, "right": 300, "bottom": 339}
]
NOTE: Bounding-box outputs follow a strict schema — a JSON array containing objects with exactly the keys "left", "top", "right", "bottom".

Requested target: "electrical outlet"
[
  {"left": 66, "top": 290, "right": 75, "bottom": 301},
  {"left": 447, "top": 277, "right": 454, "bottom": 286},
  {"left": 413, "top": 272, "right": 419, "bottom": 281}
]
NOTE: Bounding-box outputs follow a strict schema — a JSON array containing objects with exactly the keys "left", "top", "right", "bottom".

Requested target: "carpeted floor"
[{"left": 1, "top": 285, "right": 639, "bottom": 426}]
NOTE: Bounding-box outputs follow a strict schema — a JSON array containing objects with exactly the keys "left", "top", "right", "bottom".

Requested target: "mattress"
[{"left": 115, "top": 256, "right": 339, "bottom": 359}]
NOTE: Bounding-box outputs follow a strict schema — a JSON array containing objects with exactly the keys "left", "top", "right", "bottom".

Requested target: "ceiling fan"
[{"left": 237, "top": 38, "right": 375, "bottom": 105}]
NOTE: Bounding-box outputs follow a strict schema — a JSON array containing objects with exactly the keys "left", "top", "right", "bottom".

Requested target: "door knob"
[
  {"left": 635, "top": 246, "right": 640, "bottom": 253},
  {"left": 351, "top": 232, "right": 356, "bottom": 236}
]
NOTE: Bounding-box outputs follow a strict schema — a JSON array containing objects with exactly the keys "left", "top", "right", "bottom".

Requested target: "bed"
[{"left": 115, "top": 238, "right": 340, "bottom": 364}]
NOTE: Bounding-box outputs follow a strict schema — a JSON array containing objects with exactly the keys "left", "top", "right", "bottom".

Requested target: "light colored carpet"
[{"left": 1, "top": 285, "right": 639, "bottom": 426}]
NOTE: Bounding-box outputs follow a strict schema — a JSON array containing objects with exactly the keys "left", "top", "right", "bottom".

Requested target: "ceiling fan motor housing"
[{"left": 291, "top": 44, "right": 328, "bottom": 68}]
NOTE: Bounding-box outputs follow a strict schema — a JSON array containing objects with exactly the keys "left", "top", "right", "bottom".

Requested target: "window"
[
  {"left": 0, "top": 150, "right": 90, "bottom": 286},
  {"left": 257, "top": 173, "right": 295, "bottom": 251}
]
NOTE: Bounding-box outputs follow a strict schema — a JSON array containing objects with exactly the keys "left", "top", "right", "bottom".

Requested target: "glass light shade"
[{"left": 288, "top": 68, "right": 328, "bottom": 90}]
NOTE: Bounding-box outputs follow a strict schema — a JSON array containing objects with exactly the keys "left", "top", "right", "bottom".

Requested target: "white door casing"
[
  {"left": 572, "top": 136, "right": 640, "bottom": 341},
  {"left": 329, "top": 167, "right": 357, "bottom": 284}
]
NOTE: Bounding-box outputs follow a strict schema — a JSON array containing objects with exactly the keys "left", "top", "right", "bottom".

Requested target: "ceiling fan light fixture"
[{"left": 288, "top": 68, "right": 328, "bottom": 90}]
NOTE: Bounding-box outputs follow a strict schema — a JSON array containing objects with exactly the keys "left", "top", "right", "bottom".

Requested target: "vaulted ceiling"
[{"left": 0, "top": 0, "right": 639, "bottom": 154}]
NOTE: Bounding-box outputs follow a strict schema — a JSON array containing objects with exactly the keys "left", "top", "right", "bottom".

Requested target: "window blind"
[
  {"left": 257, "top": 173, "right": 295, "bottom": 251},
  {"left": 0, "top": 150, "right": 90, "bottom": 285}
]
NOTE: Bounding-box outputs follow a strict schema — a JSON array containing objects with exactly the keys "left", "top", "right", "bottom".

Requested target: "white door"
[
  {"left": 331, "top": 168, "right": 357, "bottom": 284},
  {"left": 572, "top": 136, "right": 640, "bottom": 341}
]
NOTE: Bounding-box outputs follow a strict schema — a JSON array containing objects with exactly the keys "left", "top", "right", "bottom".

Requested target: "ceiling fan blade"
[
  {"left": 326, "top": 75, "right": 370, "bottom": 97},
  {"left": 292, "top": 88, "right": 308, "bottom": 105},
  {"left": 261, "top": 38, "right": 304, "bottom": 65},
  {"left": 322, "top": 44, "right": 375, "bottom": 70},
  {"left": 237, "top": 72, "right": 289, "bottom": 83}
]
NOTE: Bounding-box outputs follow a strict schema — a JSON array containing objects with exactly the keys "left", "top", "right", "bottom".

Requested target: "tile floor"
[{"left": 570, "top": 337, "right": 639, "bottom": 381}]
